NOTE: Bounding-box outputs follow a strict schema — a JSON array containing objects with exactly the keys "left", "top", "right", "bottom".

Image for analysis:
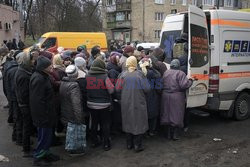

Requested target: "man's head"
[{"left": 36, "top": 56, "right": 52, "bottom": 74}]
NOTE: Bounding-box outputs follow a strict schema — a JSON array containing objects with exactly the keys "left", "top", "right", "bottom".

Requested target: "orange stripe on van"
[
  {"left": 211, "top": 19, "right": 250, "bottom": 28},
  {"left": 191, "top": 74, "right": 209, "bottom": 80},
  {"left": 219, "top": 71, "right": 250, "bottom": 79}
]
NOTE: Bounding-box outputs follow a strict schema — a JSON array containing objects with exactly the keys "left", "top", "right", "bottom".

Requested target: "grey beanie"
[
  {"left": 74, "top": 57, "right": 86, "bottom": 69},
  {"left": 65, "top": 65, "right": 78, "bottom": 78},
  {"left": 36, "top": 56, "right": 52, "bottom": 71},
  {"left": 170, "top": 59, "right": 181, "bottom": 70}
]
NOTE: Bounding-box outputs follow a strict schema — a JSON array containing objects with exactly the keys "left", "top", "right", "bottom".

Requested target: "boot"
[
  {"left": 126, "top": 133, "right": 133, "bottom": 150},
  {"left": 103, "top": 138, "right": 111, "bottom": 151},
  {"left": 172, "top": 127, "right": 180, "bottom": 141},
  {"left": 166, "top": 126, "right": 172, "bottom": 140},
  {"left": 134, "top": 135, "right": 144, "bottom": 153}
]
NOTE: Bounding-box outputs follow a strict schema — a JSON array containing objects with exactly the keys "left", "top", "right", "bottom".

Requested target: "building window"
[
  {"left": 0, "top": 21, "right": 2, "bottom": 30},
  {"left": 192, "top": 0, "right": 197, "bottom": 5},
  {"left": 182, "top": 0, "right": 187, "bottom": 5},
  {"left": 155, "top": 0, "right": 164, "bottom": 4},
  {"left": 155, "top": 12, "right": 164, "bottom": 21},
  {"left": 116, "top": 11, "right": 131, "bottom": 21},
  {"left": 106, "top": 0, "right": 115, "bottom": 6},
  {"left": 170, "top": 0, "right": 176, "bottom": 5},
  {"left": 224, "top": 0, "right": 233, "bottom": 7},
  {"left": 155, "top": 30, "right": 161, "bottom": 38},
  {"left": 171, "top": 9, "right": 177, "bottom": 14},
  {"left": 203, "top": 0, "right": 213, "bottom": 5}
]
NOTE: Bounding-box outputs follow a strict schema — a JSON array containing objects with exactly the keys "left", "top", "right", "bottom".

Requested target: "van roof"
[
  {"left": 42, "top": 32, "right": 106, "bottom": 38},
  {"left": 205, "top": 9, "right": 250, "bottom": 20}
]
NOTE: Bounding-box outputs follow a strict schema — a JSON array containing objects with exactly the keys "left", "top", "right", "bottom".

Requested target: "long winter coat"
[
  {"left": 29, "top": 71, "right": 56, "bottom": 128},
  {"left": 5, "top": 60, "right": 18, "bottom": 101},
  {"left": 161, "top": 69, "right": 192, "bottom": 128},
  {"left": 60, "top": 77, "right": 86, "bottom": 125},
  {"left": 116, "top": 70, "right": 150, "bottom": 135},
  {"left": 146, "top": 68, "right": 162, "bottom": 119},
  {"left": 15, "top": 66, "right": 32, "bottom": 107}
]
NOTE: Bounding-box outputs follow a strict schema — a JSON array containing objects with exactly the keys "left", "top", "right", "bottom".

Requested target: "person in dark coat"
[
  {"left": 60, "top": 65, "right": 87, "bottom": 155},
  {"left": 29, "top": 56, "right": 59, "bottom": 166},
  {"left": 107, "top": 52, "right": 122, "bottom": 133},
  {"left": 139, "top": 58, "right": 162, "bottom": 136},
  {"left": 86, "top": 58, "right": 114, "bottom": 151},
  {"left": 12, "top": 38, "right": 18, "bottom": 50},
  {"left": 15, "top": 51, "right": 38, "bottom": 157},
  {"left": 18, "top": 39, "right": 25, "bottom": 50},
  {"left": 149, "top": 48, "right": 168, "bottom": 76},
  {"left": 161, "top": 59, "right": 193, "bottom": 141},
  {"left": 5, "top": 52, "right": 20, "bottom": 144},
  {"left": 116, "top": 56, "right": 150, "bottom": 153},
  {"left": 6, "top": 40, "right": 13, "bottom": 51}
]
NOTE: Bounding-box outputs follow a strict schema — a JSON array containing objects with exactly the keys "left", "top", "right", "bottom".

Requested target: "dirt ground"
[{"left": 0, "top": 80, "right": 250, "bottom": 167}]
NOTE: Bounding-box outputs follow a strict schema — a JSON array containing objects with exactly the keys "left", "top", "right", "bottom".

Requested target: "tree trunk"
[{"left": 24, "top": 0, "right": 33, "bottom": 38}]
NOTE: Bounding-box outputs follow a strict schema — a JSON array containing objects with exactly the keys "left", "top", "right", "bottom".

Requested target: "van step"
[{"left": 190, "top": 109, "right": 210, "bottom": 117}]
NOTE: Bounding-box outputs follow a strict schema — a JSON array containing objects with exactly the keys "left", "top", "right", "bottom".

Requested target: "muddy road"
[{"left": 0, "top": 81, "right": 250, "bottom": 167}]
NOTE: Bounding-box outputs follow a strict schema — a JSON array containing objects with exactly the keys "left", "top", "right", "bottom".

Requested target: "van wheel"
[{"left": 234, "top": 92, "right": 250, "bottom": 121}]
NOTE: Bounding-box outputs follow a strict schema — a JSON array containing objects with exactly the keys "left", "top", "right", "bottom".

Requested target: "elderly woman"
[
  {"left": 116, "top": 56, "right": 150, "bottom": 153},
  {"left": 161, "top": 59, "right": 193, "bottom": 140}
]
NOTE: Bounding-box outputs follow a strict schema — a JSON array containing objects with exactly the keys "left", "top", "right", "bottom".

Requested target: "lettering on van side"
[{"left": 224, "top": 40, "right": 250, "bottom": 57}]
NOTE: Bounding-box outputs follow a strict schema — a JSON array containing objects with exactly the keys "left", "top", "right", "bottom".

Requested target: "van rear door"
[{"left": 187, "top": 5, "right": 209, "bottom": 108}]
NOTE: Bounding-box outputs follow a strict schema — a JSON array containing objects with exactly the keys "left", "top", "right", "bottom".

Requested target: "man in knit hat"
[
  {"left": 119, "top": 45, "right": 135, "bottom": 71},
  {"left": 29, "top": 56, "right": 59, "bottom": 166}
]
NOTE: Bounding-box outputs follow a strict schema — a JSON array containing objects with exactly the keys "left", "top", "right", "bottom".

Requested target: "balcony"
[
  {"left": 107, "top": 22, "right": 116, "bottom": 29},
  {"left": 106, "top": 5, "right": 116, "bottom": 13},
  {"left": 115, "top": 20, "right": 131, "bottom": 28},
  {"left": 116, "top": 2, "right": 131, "bottom": 11},
  {"left": 106, "top": 20, "right": 131, "bottom": 29}
]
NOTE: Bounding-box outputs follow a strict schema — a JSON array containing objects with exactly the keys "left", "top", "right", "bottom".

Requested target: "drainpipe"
[{"left": 142, "top": 0, "right": 145, "bottom": 42}]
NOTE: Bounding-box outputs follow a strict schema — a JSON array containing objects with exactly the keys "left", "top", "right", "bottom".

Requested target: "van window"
[
  {"left": 190, "top": 24, "right": 209, "bottom": 67},
  {"left": 41, "top": 38, "right": 56, "bottom": 49},
  {"left": 160, "top": 30, "right": 182, "bottom": 63}
]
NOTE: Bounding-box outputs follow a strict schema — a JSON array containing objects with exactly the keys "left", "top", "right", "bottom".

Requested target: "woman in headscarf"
[
  {"left": 51, "top": 54, "right": 67, "bottom": 136},
  {"left": 74, "top": 57, "right": 89, "bottom": 137},
  {"left": 107, "top": 52, "right": 122, "bottom": 134},
  {"left": 116, "top": 56, "right": 150, "bottom": 153},
  {"left": 161, "top": 59, "right": 193, "bottom": 141},
  {"left": 139, "top": 58, "right": 161, "bottom": 136}
]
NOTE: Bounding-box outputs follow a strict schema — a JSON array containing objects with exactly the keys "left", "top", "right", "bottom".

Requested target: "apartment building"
[
  {"left": 0, "top": 1, "right": 24, "bottom": 44},
  {"left": 102, "top": 0, "right": 243, "bottom": 43}
]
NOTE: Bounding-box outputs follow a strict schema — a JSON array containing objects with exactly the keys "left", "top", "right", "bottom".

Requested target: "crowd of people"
[{"left": 0, "top": 33, "right": 193, "bottom": 166}]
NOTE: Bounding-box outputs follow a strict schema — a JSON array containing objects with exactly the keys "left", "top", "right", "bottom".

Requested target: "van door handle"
[{"left": 204, "top": 70, "right": 208, "bottom": 74}]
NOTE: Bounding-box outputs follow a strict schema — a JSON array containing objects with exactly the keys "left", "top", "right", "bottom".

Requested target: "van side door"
[{"left": 187, "top": 5, "right": 209, "bottom": 108}]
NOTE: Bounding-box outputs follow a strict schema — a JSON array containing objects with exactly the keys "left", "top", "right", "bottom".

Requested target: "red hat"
[{"left": 124, "top": 46, "right": 135, "bottom": 54}]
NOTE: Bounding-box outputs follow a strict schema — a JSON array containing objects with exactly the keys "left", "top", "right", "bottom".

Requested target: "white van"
[{"left": 160, "top": 5, "right": 250, "bottom": 120}]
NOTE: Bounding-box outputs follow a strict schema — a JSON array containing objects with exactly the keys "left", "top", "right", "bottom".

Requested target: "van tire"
[{"left": 234, "top": 92, "right": 250, "bottom": 121}]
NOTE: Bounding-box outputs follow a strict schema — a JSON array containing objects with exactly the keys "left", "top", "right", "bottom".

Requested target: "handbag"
[{"left": 65, "top": 122, "right": 87, "bottom": 151}]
